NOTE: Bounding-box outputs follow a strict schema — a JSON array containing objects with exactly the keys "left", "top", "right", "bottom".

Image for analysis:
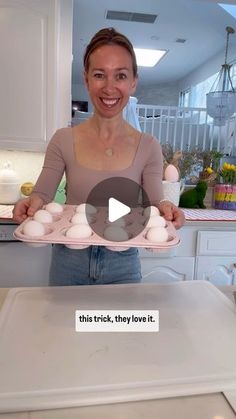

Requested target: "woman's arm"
[
  {"left": 32, "top": 129, "right": 66, "bottom": 203},
  {"left": 13, "top": 129, "right": 67, "bottom": 223}
]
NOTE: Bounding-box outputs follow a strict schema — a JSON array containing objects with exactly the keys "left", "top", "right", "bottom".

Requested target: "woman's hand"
[
  {"left": 13, "top": 195, "right": 44, "bottom": 224},
  {"left": 158, "top": 200, "right": 185, "bottom": 229}
]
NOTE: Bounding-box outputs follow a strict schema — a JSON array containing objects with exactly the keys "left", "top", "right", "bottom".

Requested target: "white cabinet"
[
  {"left": 0, "top": 0, "right": 73, "bottom": 152},
  {"left": 140, "top": 223, "right": 236, "bottom": 285},
  {"left": 141, "top": 256, "right": 195, "bottom": 283},
  {"left": 196, "top": 231, "right": 236, "bottom": 256},
  {"left": 195, "top": 230, "right": 236, "bottom": 285},
  {"left": 0, "top": 242, "right": 52, "bottom": 287},
  {"left": 195, "top": 257, "right": 236, "bottom": 285}
]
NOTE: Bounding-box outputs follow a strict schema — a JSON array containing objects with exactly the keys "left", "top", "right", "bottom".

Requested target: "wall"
[
  {"left": 135, "top": 82, "right": 180, "bottom": 106},
  {"left": 178, "top": 47, "right": 236, "bottom": 95}
]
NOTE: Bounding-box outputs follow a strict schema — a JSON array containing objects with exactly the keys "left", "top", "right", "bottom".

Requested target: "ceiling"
[{"left": 72, "top": 0, "right": 236, "bottom": 88}]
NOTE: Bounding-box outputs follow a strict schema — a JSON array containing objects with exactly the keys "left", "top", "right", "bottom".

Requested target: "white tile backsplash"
[{"left": 0, "top": 150, "right": 44, "bottom": 185}]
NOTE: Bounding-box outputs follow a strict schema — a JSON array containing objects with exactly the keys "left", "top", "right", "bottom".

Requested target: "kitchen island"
[{"left": 0, "top": 284, "right": 235, "bottom": 419}]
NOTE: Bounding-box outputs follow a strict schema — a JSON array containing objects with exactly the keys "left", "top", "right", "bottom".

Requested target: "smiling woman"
[
  {"left": 84, "top": 43, "right": 137, "bottom": 120},
  {"left": 13, "top": 27, "right": 185, "bottom": 287}
]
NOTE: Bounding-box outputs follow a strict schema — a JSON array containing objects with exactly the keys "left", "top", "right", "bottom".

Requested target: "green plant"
[
  {"left": 206, "top": 163, "right": 236, "bottom": 184},
  {"left": 218, "top": 162, "right": 236, "bottom": 184},
  {"left": 178, "top": 151, "right": 196, "bottom": 179},
  {"left": 161, "top": 144, "right": 197, "bottom": 179},
  {"left": 199, "top": 150, "right": 223, "bottom": 171}
]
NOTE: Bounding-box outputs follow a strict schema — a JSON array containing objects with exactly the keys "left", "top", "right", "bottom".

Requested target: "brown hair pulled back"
[{"left": 83, "top": 27, "right": 138, "bottom": 77}]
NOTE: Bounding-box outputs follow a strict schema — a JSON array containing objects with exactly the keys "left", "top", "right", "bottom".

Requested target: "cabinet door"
[
  {"left": 0, "top": 242, "right": 52, "bottom": 287},
  {"left": 197, "top": 231, "right": 236, "bottom": 256},
  {"left": 195, "top": 256, "right": 236, "bottom": 285},
  {"left": 0, "top": 0, "right": 72, "bottom": 152},
  {"left": 141, "top": 257, "right": 195, "bottom": 283}
]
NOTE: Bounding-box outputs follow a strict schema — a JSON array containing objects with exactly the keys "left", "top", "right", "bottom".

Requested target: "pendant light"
[{"left": 206, "top": 26, "right": 236, "bottom": 126}]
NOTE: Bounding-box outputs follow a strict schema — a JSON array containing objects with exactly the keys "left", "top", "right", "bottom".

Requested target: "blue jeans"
[{"left": 49, "top": 245, "right": 142, "bottom": 286}]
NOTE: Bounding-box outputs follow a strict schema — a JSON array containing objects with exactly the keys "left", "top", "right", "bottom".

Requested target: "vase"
[
  {"left": 213, "top": 183, "right": 236, "bottom": 210},
  {"left": 162, "top": 180, "right": 185, "bottom": 206}
]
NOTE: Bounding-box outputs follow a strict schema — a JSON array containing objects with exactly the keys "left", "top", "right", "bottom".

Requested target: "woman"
[{"left": 13, "top": 27, "right": 185, "bottom": 286}]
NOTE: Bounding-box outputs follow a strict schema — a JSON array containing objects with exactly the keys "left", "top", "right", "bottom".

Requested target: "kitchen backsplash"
[{"left": 0, "top": 150, "right": 45, "bottom": 184}]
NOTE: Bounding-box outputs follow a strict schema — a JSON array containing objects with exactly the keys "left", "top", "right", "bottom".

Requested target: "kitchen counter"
[
  {"left": 0, "top": 285, "right": 236, "bottom": 419},
  {"left": 183, "top": 208, "right": 236, "bottom": 227}
]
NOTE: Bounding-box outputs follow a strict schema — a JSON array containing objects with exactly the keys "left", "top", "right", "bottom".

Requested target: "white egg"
[
  {"left": 23, "top": 220, "right": 45, "bottom": 237},
  {"left": 146, "top": 226, "right": 169, "bottom": 243},
  {"left": 164, "top": 164, "right": 179, "bottom": 182},
  {"left": 66, "top": 224, "right": 92, "bottom": 239},
  {"left": 71, "top": 213, "right": 90, "bottom": 225},
  {"left": 76, "top": 203, "right": 97, "bottom": 215},
  {"left": 145, "top": 215, "right": 166, "bottom": 228},
  {"left": 33, "top": 209, "right": 53, "bottom": 223},
  {"left": 103, "top": 226, "right": 129, "bottom": 242},
  {"left": 143, "top": 206, "right": 160, "bottom": 217},
  {"left": 45, "top": 202, "right": 63, "bottom": 214},
  {"left": 106, "top": 245, "right": 130, "bottom": 252},
  {"left": 107, "top": 217, "right": 126, "bottom": 227}
]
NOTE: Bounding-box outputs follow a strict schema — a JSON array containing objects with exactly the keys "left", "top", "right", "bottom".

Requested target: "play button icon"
[
  {"left": 86, "top": 177, "right": 151, "bottom": 241},
  {"left": 108, "top": 198, "right": 131, "bottom": 222}
]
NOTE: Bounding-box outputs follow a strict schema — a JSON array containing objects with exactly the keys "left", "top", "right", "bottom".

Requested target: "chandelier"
[{"left": 206, "top": 26, "right": 236, "bottom": 126}]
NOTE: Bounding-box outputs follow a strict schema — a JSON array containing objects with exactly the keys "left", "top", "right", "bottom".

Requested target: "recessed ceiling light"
[{"left": 134, "top": 48, "right": 167, "bottom": 67}]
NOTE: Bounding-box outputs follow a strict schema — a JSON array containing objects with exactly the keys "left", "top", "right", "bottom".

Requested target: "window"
[
  {"left": 191, "top": 74, "right": 216, "bottom": 108},
  {"left": 190, "top": 60, "right": 236, "bottom": 108},
  {"left": 179, "top": 89, "right": 190, "bottom": 107},
  {"left": 231, "top": 61, "right": 236, "bottom": 89}
]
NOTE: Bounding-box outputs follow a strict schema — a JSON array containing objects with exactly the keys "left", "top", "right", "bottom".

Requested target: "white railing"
[
  {"left": 136, "top": 104, "right": 236, "bottom": 153},
  {"left": 71, "top": 105, "right": 236, "bottom": 154}
]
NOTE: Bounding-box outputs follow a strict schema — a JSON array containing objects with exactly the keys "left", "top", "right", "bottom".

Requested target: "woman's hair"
[{"left": 83, "top": 27, "right": 137, "bottom": 77}]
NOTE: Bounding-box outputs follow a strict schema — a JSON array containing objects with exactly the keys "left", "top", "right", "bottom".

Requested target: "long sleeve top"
[{"left": 33, "top": 127, "right": 164, "bottom": 206}]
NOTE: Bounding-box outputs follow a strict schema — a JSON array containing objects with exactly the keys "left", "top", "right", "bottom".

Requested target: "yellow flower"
[
  {"left": 219, "top": 162, "right": 236, "bottom": 184},
  {"left": 206, "top": 167, "right": 213, "bottom": 174},
  {"left": 223, "top": 162, "right": 230, "bottom": 170}
]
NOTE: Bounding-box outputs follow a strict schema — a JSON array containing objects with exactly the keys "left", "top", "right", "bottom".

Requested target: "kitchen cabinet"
[
  {"left": 141, "top": 256, "right": 195, "bottom": 282},
  {"left": 140, "top": 221, "right": 236, "bottom": 285},
  {"left": 0, "top": 0, "right": 73, "bottom": 152},
  {"left": 195, "top": 230, "right": 236, "bottom": 285},
  {"left": 195, "top": 256, "right": 236, "bottom": 285},
  {"left": 0, "top": 242, "right": 52, "bottom": 288}
]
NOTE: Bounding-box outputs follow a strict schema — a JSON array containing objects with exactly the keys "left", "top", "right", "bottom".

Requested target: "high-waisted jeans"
[{"left": 49, "top": 244, "right": 142, "bottom": 286}]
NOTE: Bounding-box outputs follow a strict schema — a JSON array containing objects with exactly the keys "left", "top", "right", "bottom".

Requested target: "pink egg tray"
[{"left": 13, "top": 205, "right": 180, "bottom": 251}]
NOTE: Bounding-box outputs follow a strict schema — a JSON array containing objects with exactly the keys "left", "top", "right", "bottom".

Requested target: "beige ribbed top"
[{"left": 33, "top": 127, "right": 164, "bottom": 206}]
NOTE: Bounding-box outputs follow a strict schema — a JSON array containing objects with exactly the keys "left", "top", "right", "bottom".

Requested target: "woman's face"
[{"left": 84, "top": 44, "right": 138, "bottom": 118}]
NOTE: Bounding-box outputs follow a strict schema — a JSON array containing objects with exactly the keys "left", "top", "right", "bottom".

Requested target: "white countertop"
[
  {"left": 0, "top": 285, "right": 235, "bottom": 419},
  {"left": 0, "top": 393, "right": 235, "bottom": 419},
  {"left": 182, "top": 208, "right": 236, "bottom": 229}
]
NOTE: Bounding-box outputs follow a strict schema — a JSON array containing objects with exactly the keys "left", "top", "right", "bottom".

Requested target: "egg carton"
[{"left": 14, "top": 204, "right": 180, "bottom": 251}]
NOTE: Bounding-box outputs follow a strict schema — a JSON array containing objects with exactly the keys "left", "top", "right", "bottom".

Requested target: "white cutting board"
[{"left": 0, "top": 281, "right": 236, "bottom": 412}]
